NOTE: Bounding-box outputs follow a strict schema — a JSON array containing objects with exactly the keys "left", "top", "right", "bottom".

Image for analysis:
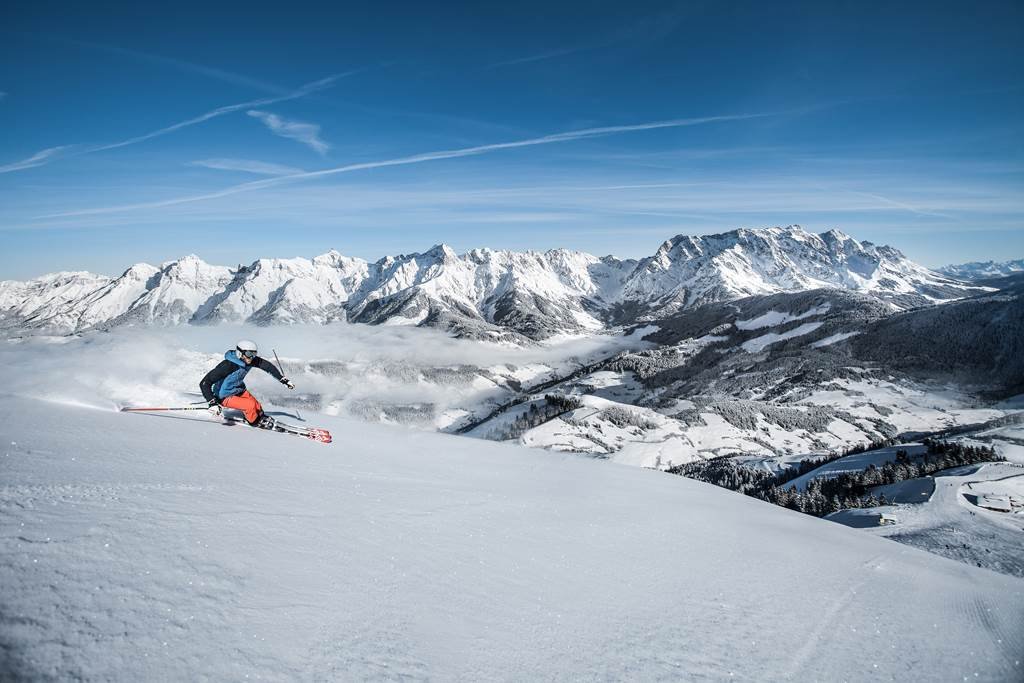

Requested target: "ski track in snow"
[{"left": 1, "top": 395, "right": 1023, "bottom": 680}]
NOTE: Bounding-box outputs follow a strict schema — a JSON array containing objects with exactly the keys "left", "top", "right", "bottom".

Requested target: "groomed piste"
[{"left": 1, "top": 394, "right": 1022, "bottom": 681}]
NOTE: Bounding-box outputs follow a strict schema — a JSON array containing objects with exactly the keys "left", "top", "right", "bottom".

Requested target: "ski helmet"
[{"left": 236, "top": 339, "right": 258, "bottom": 359}]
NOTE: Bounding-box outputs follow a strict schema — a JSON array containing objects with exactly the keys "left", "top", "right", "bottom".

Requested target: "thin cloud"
[
  {"left": 483, "top": 5, "right": 690, "bottom": 70},
  {"left": 841, "top": 189, "right": 953, "bottom": 219},
  {"left": 0, "top": 71, "right": 357, "bottom": 175},
  {"left": 41, "top": 111, "right": 778, "bottom": 219},
  {"left": 190, "top": 158, "right": 305, "bottom": 176},
  {"left": 63, "top": 38, "right": 290, "bottom": 95},
  {"left": 485, "top": 46, "right": 592, "bottom": 69},
  {"left": 0, "top": 146, "right": 73, "bottom": 174},
  {"left": 248, "top": 110, "right": 329, "bottom": 155},
  {"left": 92, "top": 73, "right": 350, "bottom": 154},
  {"left": 19, "top": 170, "right": 1024, "bottom": 235}
]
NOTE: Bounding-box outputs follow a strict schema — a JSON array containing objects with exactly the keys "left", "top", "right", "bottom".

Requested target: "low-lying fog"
[{"left": 2, "top": 323, "right": 652, "bottom": 430}]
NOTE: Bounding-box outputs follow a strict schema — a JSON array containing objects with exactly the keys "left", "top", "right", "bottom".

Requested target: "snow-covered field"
[
  {"left": 2, "top": 394, "right": 1023, "bottom": 681},
  {"left": 962, "top": 472, "right": 1024, "bottom": 514},
  {"left": 870, "top": 476, "right": 936, "bottom": 504},
  {"left": 794, "top": 378, "right": 1007, "bottom": 438},
  {"left": 841, "top": 462, "right": 1024, "bottom": 579},
  {"left": 476, "top": 337, "right": 1017, "bottom": 466},
  {"left": 501, "top": 376, "right": 1012, "bottom": 469}
]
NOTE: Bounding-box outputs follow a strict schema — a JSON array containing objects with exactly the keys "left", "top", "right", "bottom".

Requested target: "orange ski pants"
[{"left": 221, "top": 391, "right": 263, "bottom": 425}]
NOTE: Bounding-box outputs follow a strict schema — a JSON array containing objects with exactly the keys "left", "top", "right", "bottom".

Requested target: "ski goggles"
[{"left": 237, "top": 348, "right": 257, "bottom": 359}]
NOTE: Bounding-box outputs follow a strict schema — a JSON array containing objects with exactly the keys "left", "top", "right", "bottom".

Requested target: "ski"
[
  {"left": 265, "top": 420, "right": 332, "bottom": 444},
  {"left": 122, "top": 405, "right": 331, "bottom": 443},
  {"left": 120, "top": 405, "right": 209, "bottom": 413}
]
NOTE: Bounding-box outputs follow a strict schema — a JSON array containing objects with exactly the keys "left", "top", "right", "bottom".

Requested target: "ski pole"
[
  {"left": 120, "top": 406, "right": 211, "bottom": 412},
  {"left": 272, "top": 348, "right": 301, "bottom": 420}
]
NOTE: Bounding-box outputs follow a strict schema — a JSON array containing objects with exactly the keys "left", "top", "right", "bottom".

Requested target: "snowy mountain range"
[
  {"left": 0, "top": 226, "right": 986, "bottom": 340},
  {"left": 938, "top": 258, "right": 1024, "bottom": 281}
]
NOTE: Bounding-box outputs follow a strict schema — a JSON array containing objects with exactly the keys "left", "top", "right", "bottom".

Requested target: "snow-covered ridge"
[
  {"left": 0, "top": 226, "right": 985, "bottom": 339},
  {"left": 938, "top": 258, "right": 1024, "bottom": 281},
  {"left": 619, "top": 226, "right": 980, "bottom": 316}
]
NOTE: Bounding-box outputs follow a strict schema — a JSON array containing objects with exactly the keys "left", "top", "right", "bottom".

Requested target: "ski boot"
[{"left": 255, "top": 414, "right": 277, "bottom": 430}]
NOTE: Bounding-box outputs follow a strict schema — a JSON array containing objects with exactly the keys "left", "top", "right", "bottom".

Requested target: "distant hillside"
[{"left": 938, "top": 258, "right": 1024, "bottom": 281}]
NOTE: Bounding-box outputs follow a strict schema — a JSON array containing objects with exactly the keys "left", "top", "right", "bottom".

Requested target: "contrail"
[
  {"left": 41, "top": 111, "right": 777, "bottom": 219},
  {"left": 0, "top": 146, "right": 74, "bottom": 174},
  {"left": 1, "top": 71, "right": 359, "bottom": 173},
  {"left": 844, "top": 190, "right": 953, "bottom": 219},
  {"left": 91, "top": 72, "right": 353, "bottom": 153}
]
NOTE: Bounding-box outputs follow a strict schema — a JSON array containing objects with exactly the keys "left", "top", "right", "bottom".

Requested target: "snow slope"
[
  {"left": 1, "top": 395, "right": 1023, "bottom": 681},
  {"left": 740, "top": 321, "right": 823, "bottom": 352}
]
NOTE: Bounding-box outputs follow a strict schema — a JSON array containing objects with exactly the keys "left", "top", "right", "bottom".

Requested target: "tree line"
[
  {"left": 668, "top": 439, "right": 1003, "bottom": 518},
  {"left": 486, "top": 394, "right": 584, "bottom": 441}
]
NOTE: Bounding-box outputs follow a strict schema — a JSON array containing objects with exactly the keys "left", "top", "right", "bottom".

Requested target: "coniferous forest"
[{"left": 668, "top": 439, "right": 1003, "bottom": 518}]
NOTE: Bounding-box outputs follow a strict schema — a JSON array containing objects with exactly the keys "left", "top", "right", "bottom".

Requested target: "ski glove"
[
  {"left": 207, "top": 397, "right": 222, "bottom": 417},
  {"left": 280, "top": 377, "right": 295, "bottom": 390}
]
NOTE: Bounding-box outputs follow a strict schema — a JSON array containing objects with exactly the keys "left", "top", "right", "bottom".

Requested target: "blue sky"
[{"left": 1, "top": 0, "right": 1022, "bottom": 279}]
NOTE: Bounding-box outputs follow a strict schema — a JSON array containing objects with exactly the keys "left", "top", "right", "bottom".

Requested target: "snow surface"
[
  {"left": 850, "top": 463, "right": 1024, "bottom": 579},
  {"left": 870, "top": 477, "right": 936, "bottom": 504},
  {"left": 2, "top": 395, "right": 1023, "bottom": 681},
  {"left": 795, "top": 378, "right": 1005, "bottom": 437},
  {"left": 962, "top": 471, "right": 1024, "bottom": 515},
  {"left": 826, "top": 509, "right": 898, "bottom": 529},
  {"left": 740, "top": 321, "right": 823, "bottom": 353},
  {"left": 811, "top": 330, "right": 861, "bottom": 348},
  {"left": 735, "top": 303, "right": 831, "bottom": 330}
]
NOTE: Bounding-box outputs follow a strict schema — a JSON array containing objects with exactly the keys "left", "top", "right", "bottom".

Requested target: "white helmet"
[{"left": 236, "top": 339, "right": 258, "bottom": 359}]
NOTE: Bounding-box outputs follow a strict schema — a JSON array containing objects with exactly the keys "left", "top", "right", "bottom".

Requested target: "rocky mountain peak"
[{"left": 1, "top": 228, "right": 991, "bottom": 339}]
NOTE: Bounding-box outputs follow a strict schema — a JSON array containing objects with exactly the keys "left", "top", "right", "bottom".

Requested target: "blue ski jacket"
[{"left": 199, "top": 350, "right": 283, "bottom": 402}]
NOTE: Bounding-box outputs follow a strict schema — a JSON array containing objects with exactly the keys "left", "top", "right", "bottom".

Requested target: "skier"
[{"left": 200, "top": 340, "right": 295, "bottom": 429}]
